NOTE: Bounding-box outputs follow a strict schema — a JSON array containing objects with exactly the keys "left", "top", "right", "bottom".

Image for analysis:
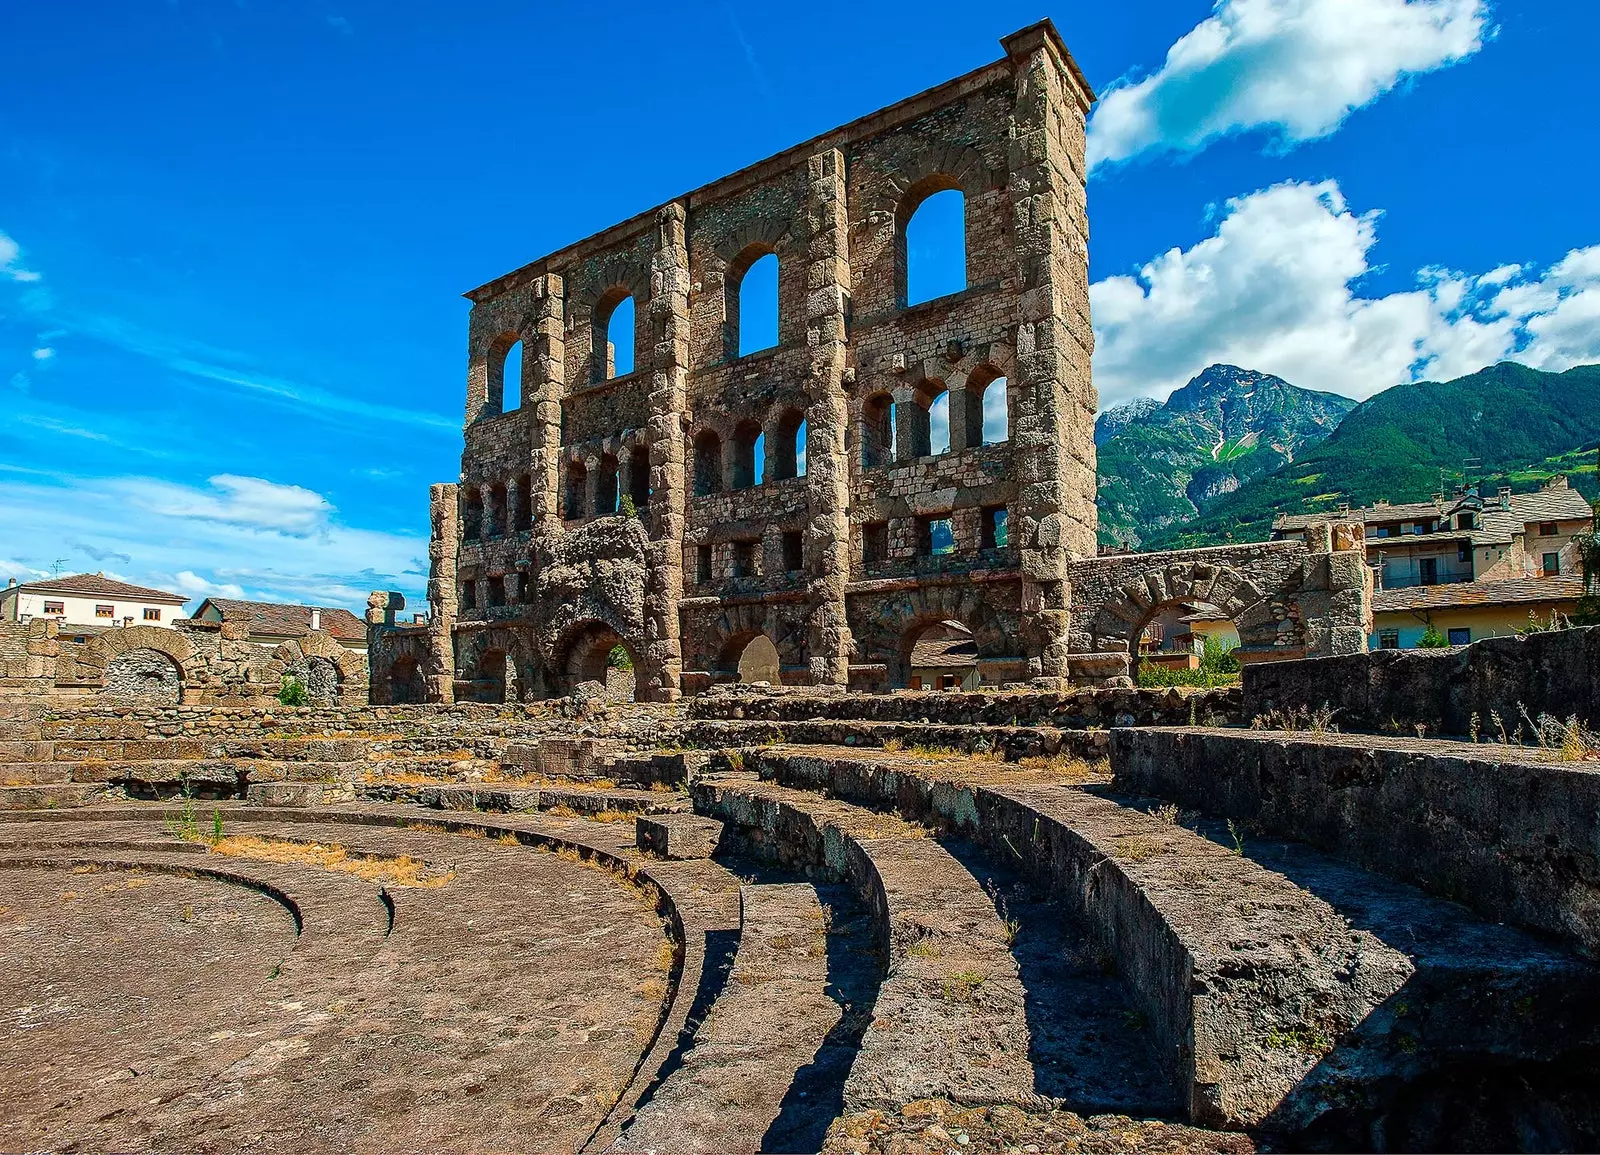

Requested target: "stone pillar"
[
  {"left": 1003, "top": 26, "right": 1097, "bottom": 681},
  {"left": 528, "top": 273, "right": 566, "bottom": 529},
  {"left": 642, "top": 202, "right": 691, "bottom": 701},
  {"left": 804, "top": 148, "right": 855, "bottom": 686},
  {"left": 424, "top": 482, "right": 459, "bottom": 702}
]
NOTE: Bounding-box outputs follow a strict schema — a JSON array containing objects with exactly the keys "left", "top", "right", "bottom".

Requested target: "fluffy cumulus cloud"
[
  {"left": 1089, "top": 0, "right": 1490, "bottom": 171},
  {"left": 1091, "top": 180, "right": 1600, "bottom": 407},
  {"left": 0, "top": 472, "right": 425, "bottom": 611}
]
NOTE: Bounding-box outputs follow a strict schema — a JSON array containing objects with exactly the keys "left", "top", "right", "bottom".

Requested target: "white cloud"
[
  {"left": 1089, "top": 0, "right": 1490, "bottom": 171},
  {"left": 1091, "top": 179, "right": 1599, "bottom": 407},
  {"left": 0, "top": 559, "right": 50, "bottom": 584},
  {"left": 0, "top": 229, "right": 41, "bottom": 283},
  {"left": 31, "top": 347, "right": 54, "bottom": 361},
  {"left": 0, "top": 471, "right": 425, "bottom": 612}
]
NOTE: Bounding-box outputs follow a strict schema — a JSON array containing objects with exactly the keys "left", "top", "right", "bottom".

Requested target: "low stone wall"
[
  {"left": 1241, "top": 625, "right": 1600, "bottom": 736},
  {"left": 1112, "top": 727, "right": 1600, "bottom": 958},
  {"left": 687, "top": 685, "right": 1241, "bottom": 728}
]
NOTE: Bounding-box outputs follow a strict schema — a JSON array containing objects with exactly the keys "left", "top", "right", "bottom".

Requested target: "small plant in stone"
[
  {"left": 212, "top": 807, "right": 224, "bottom": 845},
  {"left": 1469, "top": 712, "right": 1481, "bottom": 743},
  {"left": 1226, "top": 819, "right": 1246, "bottom": 856},
  {"left": 1491, "top": 710, "right": 1508, "bottom": 745},
  {"left": 278, "top": 675, "right": 309, "bottom": 707}
]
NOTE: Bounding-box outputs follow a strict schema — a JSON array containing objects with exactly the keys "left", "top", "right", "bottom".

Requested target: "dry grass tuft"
[
  {"left": 210, "top": 835, "right": 455, "bottom": 888},
  {"left": 1016, "top": 754, "right": 1110, "bottom": 783}
]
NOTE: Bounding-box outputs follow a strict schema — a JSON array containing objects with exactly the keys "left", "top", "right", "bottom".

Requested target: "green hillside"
[{"left": 1144, "top": 362, "right": 1600, "bottom": 549}]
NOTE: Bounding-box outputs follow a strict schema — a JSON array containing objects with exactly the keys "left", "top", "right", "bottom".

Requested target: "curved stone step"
[
  {"left": 0, "top": 783, "right": 118, "bottom": 810},
  {"left": 610, "top": 882, "right": 876, "bottom": 1154},
  {"left": 746, "top": 745, "right": 1600, "bottom": 1140},
  {"left": 692, "top": 775, "right": 1176, "bottom": 1117}
]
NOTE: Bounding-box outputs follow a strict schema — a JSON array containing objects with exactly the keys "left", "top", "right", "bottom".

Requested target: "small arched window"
[
  {"left": 980, "top": 374, "right": 1009, "bottom": 446},
  {"left": 903, "top": 185, "right": 966, "bottom": 306},
  {"left": 772, "top": 408, "right": 806, "bottom": 481},
  {"left": 487, "top": 482, "right": 508, "bottom": 538},
  {"left": 927, "top": 389, "right": 951, "bottom": 456},
  {"left": 694, "top": 430, "right": 724, "bottom": 497},
  {"left": 513, "top": 474, "right": 532, "bottom": 532},
  {"left": 595, "top": 291, "right": 636, "bottom": 381},
  {"left": 862, "top": 393, "right": 896, "bottom": 469},
  {"left": 628, "top": 445, "right": 650, "bottom": 509},
  {"left": 731, "top": 421, "right": 762, "bottom": 490},
  {"left": 736, "top": 251, "right": 779, "bottom": 356},
  {"left": 565, "top": 462, "right": 587, "bottom": 520},
  {"left": 499, "top": 340, "right": 523, "bottom": 411},
  {"left": 462, "top": 487, "right": 483, "bottom": 541}
]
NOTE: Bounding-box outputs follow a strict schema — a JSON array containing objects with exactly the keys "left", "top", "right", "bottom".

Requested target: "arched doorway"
[
  {"left": 735, "top": 634, "right": 781, "bottom": 684},
  {"left": 557, "top": 622, "right": 641, "bottom": 702},
  {"left": 902, "top": 620, "right": 978, "bottom": 691},
  {"left": 387, "top": 654, "right": 424, "bottom": 704},
  {"left": 103, "top": 647, "right": 183, "bottom": 705}
]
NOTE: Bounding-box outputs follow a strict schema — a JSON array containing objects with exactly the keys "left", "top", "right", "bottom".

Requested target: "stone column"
[
  {"left": 804, "top": 148, "right": 855, "bottom": 686},
  {"left": 528, "top": 273, "right": 566, "bottom": 529},
  {"left": 1004, "top": 26, "right": 1097, "bottom": 681},
  {"left": 424, "top": 482, "right": 459, "bottom": 702},
  {"left": 642, "top": 202, "right": 691, "bottom": 701}
]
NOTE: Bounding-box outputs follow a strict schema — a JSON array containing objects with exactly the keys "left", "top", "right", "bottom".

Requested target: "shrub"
[
  {"left": 1416, "top": 624, "right": 1450, "bottom": 649},
  {"left": 618, "top": 494, "right": 639, "bottom": 519},
  {"left": 278, "top": 675, "right": 309, "bottom": 706},
  {"left": 606, "top": 645, "right": 633, "bottom": 672}
]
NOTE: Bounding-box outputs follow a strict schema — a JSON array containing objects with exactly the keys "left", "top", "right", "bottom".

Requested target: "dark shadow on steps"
[
  {"left": 938, "top": 838, "right": 1181, "bottom": 1117},
  {"left": 1105, "top": 789, "right": 1600, "bottom": 1152},
  {"left": 623, "top": 925, "right": 740, "bottom": 1118},
  {"left": 759, "top": 882, "right": 882, "bottom": 1153}
]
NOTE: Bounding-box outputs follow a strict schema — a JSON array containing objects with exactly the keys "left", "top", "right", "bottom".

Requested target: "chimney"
[
  {"left": 1499, "top": 486, "right": 1512, "bottom": 509},
  {"left": 6, "top": 577, "right": 14, "bottom": 588},
  {"left": 310, "top": 608, "right": 322, "bottom": 632}
]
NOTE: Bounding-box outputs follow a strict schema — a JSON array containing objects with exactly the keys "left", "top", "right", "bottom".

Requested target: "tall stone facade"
[{"left": 378, "top": 20, "right": 1367, "bottom": 704}]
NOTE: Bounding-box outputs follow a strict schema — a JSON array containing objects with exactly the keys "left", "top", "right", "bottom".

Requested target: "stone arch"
[
  {"left": 271, "top": 632, "right": 366, "bottom": 704},
  {"left": 79, "top": 625, "right": 199, "bottom": 697},
  {"left": 457, "top": 626, "right": 536, "bottom": 704},
  {"left": 571, "top": 259, "right": 651, "bottom": 384},
  {"left": 848, "top": 585, "right": 1017, "bottom": 689},
  {"left": 1088, "top": 561, "right": 1275, "bottom": 654},
  {"left": 385, "top": 652, "right": 425, "bottom": 705},
  {"left": 547, "top": 619, "right": 642, "bottom": 701},
  {"left": 484, "top": 329, "right": 527, "bottom": 415},
  {"left": 870, "top": 144, "right": 992, "bottom": 220},
  {"left": 103, "top": 647, "right": 184, "bottom": 705},
  {"left": 945, "top": 344, "right": 1017, "bottom": 450},
  {"left": 691, "top": 602, "right": 806, "bottom": 686}
]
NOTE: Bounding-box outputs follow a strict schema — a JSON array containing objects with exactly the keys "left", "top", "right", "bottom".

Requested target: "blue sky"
[{"left": 2, "top": 0, "right": 1596, "bottom": 611}]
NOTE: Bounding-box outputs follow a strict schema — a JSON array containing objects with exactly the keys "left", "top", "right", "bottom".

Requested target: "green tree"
[{"left": 1416, "top": 624, "right": 1450, "bottom": 649}]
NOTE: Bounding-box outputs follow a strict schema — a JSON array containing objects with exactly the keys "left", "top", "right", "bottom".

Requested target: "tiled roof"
[
  {"left": 909, "top": 622, "right": 978, "bottom": 668},
  {"left": 12, "top": 572, "right": 188, "bottom": 604},
  {"left": 1508, "top": 487, "right": 1593, "bottom": 522},
  {"left": 1373, "top": 577, "right": 1586, "bottom": 614},
  {"left": 1277, "top": 484, "right": 1592, "bottom": 535},
  {"left": 197, "top": 598, "right": 367, "bottom": 641}
]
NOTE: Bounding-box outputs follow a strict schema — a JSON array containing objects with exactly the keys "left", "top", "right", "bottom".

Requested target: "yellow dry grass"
[{"left": 209, "top": 835, "right": 455, "bottom": 888}]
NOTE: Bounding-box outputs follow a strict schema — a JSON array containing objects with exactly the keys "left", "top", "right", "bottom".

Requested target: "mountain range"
[{"left": 1096, "top": 362, "right": 1600, "bottom": 550}]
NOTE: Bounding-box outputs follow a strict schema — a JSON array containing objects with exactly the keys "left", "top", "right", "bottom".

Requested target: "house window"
[
  {"left": 43, "top": 600, "right": 64, "bottom": 615},
  {"left": 1539, "top": 521, "right": 1557, "bottom": 537},
  {"left": 142, "top": 608, "right": 161, "bottom": 621},
  {"left": 95, "top": 604, "right": 115, "bottom": 618},
  {"left": 1457, "top": 544, "right": 1470, "bottom": 564},
  {"left": 1379, "top": 629, "right": 1399, "bottom": 650},
  {"left": 940, "top": 673, "right": 958, "bottom": 691},
  {"left": 696, "top": 544, "right": 712, "bottom": 585},
  {"left": 1419, "top": 558, "right": 1438, "bottom": 586},
  {"left": 733, "top": 540, "right": 756, "bottom": 579},
  {"left": 1544, "top": 552, "right": 1560, "bottom": 576},
  {"left": 1448, "top": 627, "right": 1471, "bottom": 646},
  {"left": 781, "top": 530, "right": 803, "bottom": 573},
  {"left": 1457, "top": 512, "right": 1475, "bottom": 530}
]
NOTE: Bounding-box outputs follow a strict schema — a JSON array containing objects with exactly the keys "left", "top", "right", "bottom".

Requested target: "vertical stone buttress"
[
  {"left": 642, "top": 203, "right": 691, "bottom": 701},
  {"left": 1005, "top": 28, "right": 1098, "bottom": 680},
  {"left": 425, "top": 482, "right": 459, "bottom": 702},
  {"left": 805, "top": 149, "right": 855, "bottom": 686},
  {"left": 527, "top": 274, "right": 567, "bottom": 529}
]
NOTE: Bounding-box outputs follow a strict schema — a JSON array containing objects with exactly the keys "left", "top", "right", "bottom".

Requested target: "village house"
[
  {"left": 1273, "top": 476, "right": 1593, "bottom": 647},
  {"left": 1, "top": 573, "right": 189, "bottom": 635},
  {"left": 190, "top": 598, "right": 370, "bottom": 656}
]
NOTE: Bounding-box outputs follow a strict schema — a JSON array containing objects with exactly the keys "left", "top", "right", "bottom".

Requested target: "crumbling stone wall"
[
  {"left": 377, "top": 19, "right": 1368, "bottom": 704},
  {"left": 102, "top": 647, "right": 183, "bottom": 704},
  {"left": 0, "top": 618, "right": 59, "bottom": 697}
]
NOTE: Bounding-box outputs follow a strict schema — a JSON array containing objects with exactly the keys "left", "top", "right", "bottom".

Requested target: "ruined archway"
[
  {"left": 103, "top": 648, "right": 183, "bottom": 705},
  {"left": 386, "top": 653, "right": 424, "bottom": 705},
  {"left": 457, "top": 627, "right": 534, "bottom": 704},
  {"left": 550, "top": 620, "right": 642, "bottom": 702},
  {"left": 904, "top": 620, "right": 978, "bottom": 691},
  {"left": 1084, "top": 557, "right": 1284, "bottom": 657},
  {"left": 848, "top": 584, "right": 1022, "bottom": 690}
]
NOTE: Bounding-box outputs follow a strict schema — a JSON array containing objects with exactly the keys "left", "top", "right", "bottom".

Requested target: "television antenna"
[{"left": 50, "top": 558, "right": 68, "bottom": 577}]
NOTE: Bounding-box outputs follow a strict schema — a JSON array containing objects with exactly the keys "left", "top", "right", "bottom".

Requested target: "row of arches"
[
  {"left": 476, "top": 182, "right": 972, "bottom": 419},
  {"left": 861, "top": 368, "right": 1008, "bottom": 468},
  {"left": 693, "top": 409, "right": 806, "bottom": 497},
  {"left": 461, "top": 476, "right": 533, "bottom": 541},
  {"left": 565, "top": 445, "right": 650, "bottom": 520}
]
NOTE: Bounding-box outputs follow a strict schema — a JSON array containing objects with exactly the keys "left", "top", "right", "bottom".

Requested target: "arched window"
[
  {"left": 694, "top": 430, "right": 724, "bottom": 497},
  {"left": 966, "top": 369, "right": 1010, "bottom": 447},
  {"left": 499, "top": 340, "right": 523, "bottom": 412},
  {"left": 735, "top": 251, "right": 779, "bottom": 356},
  {"left": 596, "top": 454, "right": 620, "bottom": 515},
  {"left": 628, "top": 445, "right": 650, "bottom": 509},
  {"left": 771, "top": 408, "right": 806, "bottom": 481},
  {"left": 462, "top": 487, "right": 483, "bottom": 541},
  {"left": 487, "top": 482, "right": 508, "bottom": 538},
  {"left": 731, "top": 421, "right": 762, "bottom": 490},
  {"left": 862, "top": 393, "right": 896, "bottom": 468},
  {"left": 595, "top": 290, "right": 636, "bottom": 381},
  {"left": 565, "top": 462, "right": 587, "bottom": 520},
  {"left": 903, "top": 185, "right": 966, "bottom": 306},
  {"left": 928, "top": 389, "right": 951, "bottom": 456}
]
